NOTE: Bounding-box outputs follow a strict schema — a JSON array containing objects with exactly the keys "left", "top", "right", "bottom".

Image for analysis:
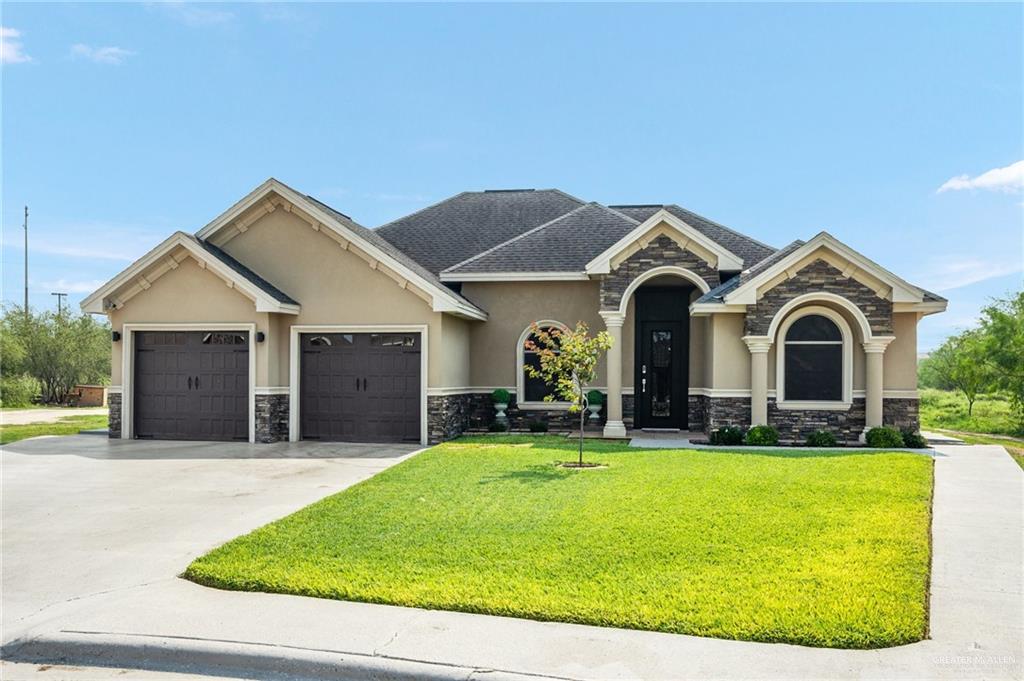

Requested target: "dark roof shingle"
[
  {"left": 375, "top": 189, "right": 585, "bottom": 275},
  {"left": 444, "top": 203, "right": 639, "bottom": 274}
]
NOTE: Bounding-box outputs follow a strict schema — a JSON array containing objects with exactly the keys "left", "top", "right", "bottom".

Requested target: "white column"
[
  {"left": 601, "top": 311, "right": 627, "bottom": 438},
  {"left": 743, "top": 336, "right": 772, "bottom": 427},
  {"left": 862, "top": 338, "right": 893, "bottom": 431}
]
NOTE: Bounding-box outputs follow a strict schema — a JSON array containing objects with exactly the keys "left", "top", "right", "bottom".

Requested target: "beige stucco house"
[{"left": 83, "top": 178, "right": 945, "bottom": 445}]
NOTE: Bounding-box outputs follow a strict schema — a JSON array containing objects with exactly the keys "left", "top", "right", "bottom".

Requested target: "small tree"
[
  {"left": 928, "top": 330, "right": 994, "bottom": 416},
  {"left": 523, "top": 321, "right": 612, "bottom": 466}
]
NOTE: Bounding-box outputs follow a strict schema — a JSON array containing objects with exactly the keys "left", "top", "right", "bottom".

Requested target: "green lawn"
[
  {"left": 920, "top": 388, "right": 1022, "bottom": 437},
  {"left": 0, "top": 414, "right": 109, "bottom": 445},
  {"left": 185, "top": 436, "right": 933, "bottom": 649}
]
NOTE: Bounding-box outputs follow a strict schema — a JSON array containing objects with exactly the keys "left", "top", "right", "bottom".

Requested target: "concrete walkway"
[
  {"left": 1, "top": 407, "right": 108, "bottom": 426},
  {"left": 3, "top": 442, "right": 1021, "bottom": 680}
]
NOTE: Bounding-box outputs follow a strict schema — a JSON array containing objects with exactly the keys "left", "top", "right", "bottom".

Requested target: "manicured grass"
[
  {"left": 0, "top": 414, "right": 109, "bottom": 445},
  {"left": 920, "top": 388, "right": 1022, "bottom": 437},
  {"left": 185, "top": 436, "right": 933, "bottom": 649}
]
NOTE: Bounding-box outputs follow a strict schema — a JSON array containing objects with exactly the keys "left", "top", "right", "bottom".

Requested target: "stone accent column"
[
  {"left": 742, "top": 336, "right": 772, "bottom": 426},
  {"left": 862, "top": 338, "right": 894, "bottom": 431},
  {"left": 600, "top": 311, "right": 627, "bottom": 437}
]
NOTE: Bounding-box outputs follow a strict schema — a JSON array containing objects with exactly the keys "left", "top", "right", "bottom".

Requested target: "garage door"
[
  {"left": 300, "top": 332, "right": 421, "bottom": 442},
  {"left": 134, "top": 331, "right": 249, "bottom": 441}
]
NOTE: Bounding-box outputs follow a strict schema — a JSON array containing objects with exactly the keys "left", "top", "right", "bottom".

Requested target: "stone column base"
[{"left": 603, "top": 420, "right": 627, "bottom": 438}]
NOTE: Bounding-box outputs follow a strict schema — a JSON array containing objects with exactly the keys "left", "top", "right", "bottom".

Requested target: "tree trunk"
[
  {"left": 579, "top": 403, "right": 584, "bottom": 466},
  {"left": 968, "top": 397, "right": 975, "bottom": 416}
]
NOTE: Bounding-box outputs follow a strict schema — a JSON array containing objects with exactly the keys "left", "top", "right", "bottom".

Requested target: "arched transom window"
[
  {"left": 784, "top": 315, "right": 842, "bottom": 401},
  {"left": 517, "top": 321, "right": 568, "bottom": 406},
  {"left": 776, "top": 306, "right": 853, "bottom": 407}
]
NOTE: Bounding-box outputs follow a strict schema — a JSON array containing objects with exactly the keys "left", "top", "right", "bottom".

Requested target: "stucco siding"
[
  {"left": 461, "top": 280, "right": 605, "bottom": 388},
  {"left": 219, "top": 208, "right": 448, "bottom": 387},
  {"left": 885, "top": 312, "right": 919, "bottom": 390}
]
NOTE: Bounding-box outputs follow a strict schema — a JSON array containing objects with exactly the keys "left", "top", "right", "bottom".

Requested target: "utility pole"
[
  {"left": 51, "top": 292, "right": 68, "bottom": 314},
  {"left": 24, "top": 205, "right": 29, "bottom": 317}
]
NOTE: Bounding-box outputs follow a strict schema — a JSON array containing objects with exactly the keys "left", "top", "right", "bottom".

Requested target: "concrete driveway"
[{"left": 1, "top": 434, "right": 420, "bottom": 644}]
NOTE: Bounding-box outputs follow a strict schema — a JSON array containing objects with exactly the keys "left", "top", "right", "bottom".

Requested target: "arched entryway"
[{"left": 600, "top": 265, "right": 711, "bottom": 436}]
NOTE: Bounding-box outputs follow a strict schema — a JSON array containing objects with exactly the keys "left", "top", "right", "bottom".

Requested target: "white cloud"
[
  {"left": 915, "top": 256, "right": 1023, "bottom": 293},
  {"left": 151, "top": 2, "right": 235, "bottom": 27},
  {"left": 38, "top": 278, "right": 107, "bottom": 294},
  {"left": 937, "top": 160, "right": 1024, "bottom": 194},
  {"left": 70, "top": 44, "right": 135, "bottom": 65},
  {"left": 1, "top": 26, "right": 33, "bottom": 64}
]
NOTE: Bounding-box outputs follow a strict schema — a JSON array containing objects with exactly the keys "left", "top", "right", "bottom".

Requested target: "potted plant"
[
  {"left": 585, "top": 389, "right": 604, "bottom": 422},
  {"left": 491, "top": 388, "right": 511, "bottom": 422}
]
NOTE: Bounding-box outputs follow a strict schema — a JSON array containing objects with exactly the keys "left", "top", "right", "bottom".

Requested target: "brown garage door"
[
  {"left": 300, "top": 332, "right": 421, "bottom": 443},
  {"left": 134, "top": 331, "right": 249, "bottom": 441}
]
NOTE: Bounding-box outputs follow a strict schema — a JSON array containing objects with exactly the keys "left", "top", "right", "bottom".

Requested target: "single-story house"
[{"left": 83, "top": 178, "right": 945, "bottom": 445}]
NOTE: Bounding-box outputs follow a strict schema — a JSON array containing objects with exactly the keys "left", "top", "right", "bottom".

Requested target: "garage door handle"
[
  {"left": 188, "top": 376, "right": 192, "bottom": 390},
  {"left": 195, "top": 376, "right": 200, "bottom": 390}
]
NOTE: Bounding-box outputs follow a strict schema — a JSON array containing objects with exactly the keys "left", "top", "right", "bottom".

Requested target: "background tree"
[
  {"left": 979, "top": 292, "right": 1024, "bottom": 421},
  {"left": 524, "top": 321, "right": 612, "bottom": 467},
  {"left": 925, "top": 330, "right": 994, "bottom": 416},
  {"left": 2, "top": 305, "right": 110, "bottom": 405}
]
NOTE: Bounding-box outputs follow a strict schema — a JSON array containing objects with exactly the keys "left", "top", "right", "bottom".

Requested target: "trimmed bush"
[
  {"left": 528, "top": 420, "right": 548, "bottom": 433},
  {"left": 491, "top": 388, "right": 511, "bottom": 404},
  {"left": 488, "top": 421, "right": 508, "bottom": 433},
  {"left": 901, "top": 430, "right": 928, "bottom": 449},
  {"left": 866, "top": 426, "right": 904, "bottom": 448},
  {"left": 710, "top": 426, "right": 744, "bottom": 446},
  {"left": 0, "top": 375, "right": 38, "bottom": 408},
  {"left": 806, "top": 430, "right": 838, "bottom": 447},
  {"left": 586, "top": 389, "right": 604, "bottom": 406},
  {"left": 745, "top": 425, "right": 779, "bottom": 446}
]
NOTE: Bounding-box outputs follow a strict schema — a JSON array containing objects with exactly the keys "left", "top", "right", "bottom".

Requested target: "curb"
[{"left": 2, "top": 631, "right": 560, "bottom": 681}]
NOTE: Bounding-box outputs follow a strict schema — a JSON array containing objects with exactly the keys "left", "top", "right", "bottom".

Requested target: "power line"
[
  {"left": 24, "top": 205, "right": 29, "bottom": 316},
  {"left": 51, "top": 292, "right": 68, "bottom": 315}
]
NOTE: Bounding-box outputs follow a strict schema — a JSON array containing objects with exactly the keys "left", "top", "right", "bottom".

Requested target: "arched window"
[
  {"left": 783, "top": 315, "right": 843, "bottom": 401},
  {"left": 517, "top": 321, "right": 568, "bottom": 406}
]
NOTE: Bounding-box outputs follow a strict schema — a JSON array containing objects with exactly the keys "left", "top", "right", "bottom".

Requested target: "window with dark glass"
[
  {"left": 784, "top": 314, "right": 842, "bottom": 401},
  {"left": 524, "top": 327, "right": 561, "bottom": 402}
]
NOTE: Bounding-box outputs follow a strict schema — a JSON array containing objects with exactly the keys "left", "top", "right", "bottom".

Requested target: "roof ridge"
[
  {"left": 599, "top": 203, "right": 641, "bottom": 225},
  {"left": 665, "top": 204, "right": 776, "bottom": 253},
  {"left": 441, "top": 202, "right": 597, "bottom": 273}
]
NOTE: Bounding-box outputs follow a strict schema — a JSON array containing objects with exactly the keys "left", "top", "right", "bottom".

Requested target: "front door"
[{"left": 635, "top": 288, "right": 690, "bottom": 429}]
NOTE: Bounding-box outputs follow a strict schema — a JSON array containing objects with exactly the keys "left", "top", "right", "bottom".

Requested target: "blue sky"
[{"left": 2, "top": 2, "right": 1021, "bottom": 350}]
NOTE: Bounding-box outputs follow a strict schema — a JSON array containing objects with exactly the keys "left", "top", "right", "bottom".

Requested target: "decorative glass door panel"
[{"left": 649, "top": 330, "right": 673, "bottom": 418}]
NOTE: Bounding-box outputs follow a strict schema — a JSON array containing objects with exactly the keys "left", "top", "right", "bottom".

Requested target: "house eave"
[{"left": 439, "top": 271, "right": 590, "bottom": 282}]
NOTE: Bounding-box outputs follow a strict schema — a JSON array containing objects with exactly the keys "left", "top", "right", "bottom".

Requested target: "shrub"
[
  {"left": 586, "top": 389, "right": 604, "bottom": 406},
  {"left": 866, "top": 426, "right": 904, "bottom": 448},
  {"left": 806, "top": 430, "right": 837, "bottom": 447},
  {"left": 491, "top": 388, "right": 511, "bottom": 404},
  {"left": 488, "top": 421, "right": 508, "bottom": 433},
  {"left": 901, "top": 430, "right": 928, "bottom": 449},
  {"left": 709, "top": 426, "right": 744, "bottom": 446},
  {"left": 0, "top": 374, "right": 38, "bottom": 408},
  {"left": 528, "top": 420, "right": 548, "bottom": 433},
  {"left": 744, "top": 425, "right": 779, "bottom": 446}
]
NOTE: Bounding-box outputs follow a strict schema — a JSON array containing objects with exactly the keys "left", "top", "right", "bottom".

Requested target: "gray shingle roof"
[
  {"left": 695, "top": 239, "right": 806, "bottom": 304},
  {"left": 375, "top": 189, "right": 586, "bottom": 275},
  {"left": 194, "top": 237, "right": 300, "bottom": 306},
  {"left": 610, "top": 204, "right": 776, "bottom": 269},
  {"left": 443, "top": 203, "right": 639, "bottom": 274}
]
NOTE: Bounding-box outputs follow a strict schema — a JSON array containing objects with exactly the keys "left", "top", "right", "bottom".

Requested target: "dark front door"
[
  {"left": 635, "top": 288, "right": 690, "bottom": 429},
  {"left": 134, "top": 331, "right": 249, "bottom": 441},
  {"left": 300, "top": 332, "right": 421, "bottom": 443}
]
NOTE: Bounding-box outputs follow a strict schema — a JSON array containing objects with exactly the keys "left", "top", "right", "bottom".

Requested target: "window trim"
[
  {"left": 775, "top": 306, "right": 853, "bottom": 410},
  {"left": 516, "top": 320, "right": 571, "bottom": 410}
]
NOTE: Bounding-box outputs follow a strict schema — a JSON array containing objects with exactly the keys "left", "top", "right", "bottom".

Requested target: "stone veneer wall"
[
  {"left": 883, "top": 398, "right": 920, "bottom": 432},
  {"left": 255, "top": 394, "right": 289, "bottom": 443},
  {"left": 427, "top": 393, "right": 611, "bottom": 444},
  {"left": 701, "top": 396, "right": 752, "bottom": 431},
  {"left": 599, "top": 235, "right": 720, "bottom": 311},
  {"left": 768, "top": 398, "right": 866, "bottom": 442},
  {"left": 744, "top": 259, "right": 893, "bottom": 336},
  {"left": 107, "top": 392, "right": 122, "bottom": 439}
]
